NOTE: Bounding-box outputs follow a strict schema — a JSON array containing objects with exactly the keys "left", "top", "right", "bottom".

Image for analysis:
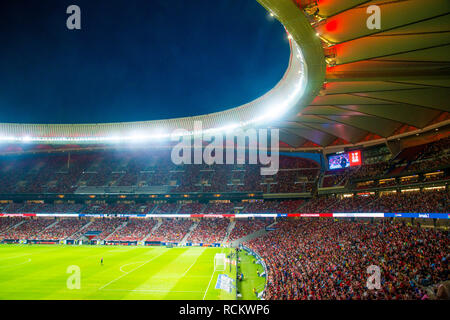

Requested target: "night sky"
[{"left": 0, "top": 0, "right": 289, "bottom": 124}]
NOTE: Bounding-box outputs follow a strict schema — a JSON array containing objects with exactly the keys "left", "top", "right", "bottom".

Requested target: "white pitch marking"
[
  {"left": 202, "top": 270, "right": 216, "bottom": 301},
  {"left": 180, "top": 250, "right": 203, "bottom": 278},
  {"left": 98, "top": 250, "right": 166, "bottom": 290},
  {"left": 101, "top": 288, "right": 203, "bottom": 293},
  {"left": 202, "top": 248, "right": 226, "bottom": 300},
  {"left": 0, "top": 253, "right": 31, "bottom": 261},
  {"left": 0, "top": 258, "right": 32, "bottom": 269},
  {"left": 119, "top": 261, "right": 146, "bottom": 274}
]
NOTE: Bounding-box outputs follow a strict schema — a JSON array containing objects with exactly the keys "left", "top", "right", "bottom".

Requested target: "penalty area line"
[
  {"left": 202, "top": 247, "right": 224, "bottom": 300},
  {"left": 180, "top": 250, "right": 203, "bottom": 278},
  {"left": 101, "top": 288, "right": 204, "bottom": 293},
  {"left": 98, "top": 250, "right": 166, "bottom": 290},
  {"left": 202, "top": 270, "right": 216, "bottom": 301}
]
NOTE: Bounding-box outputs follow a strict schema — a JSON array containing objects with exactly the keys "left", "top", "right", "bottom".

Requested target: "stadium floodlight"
[
  {"left": 0, "top": 38, "right": 307, "bottom": 144},
  {"left": 127, "top": 128, "right": 170, "bottom": 143},
  {"left": 214, "top": 253, "right": 226, "bottom": 272},
  {"left": 206, "top": 123, "right": 240, "bottom": 135}
]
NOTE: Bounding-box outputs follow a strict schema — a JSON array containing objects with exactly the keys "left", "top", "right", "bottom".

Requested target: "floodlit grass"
[
  {"left": 0, "top": 244, "right": 237, "bottom": 300},
  {"left": 237, "top": 251, "right": 266, "bottom": 300}
]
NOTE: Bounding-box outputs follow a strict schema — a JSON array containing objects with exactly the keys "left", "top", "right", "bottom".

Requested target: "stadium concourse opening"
[{"left": 0, "top": 0, "right": 449, "bottom": 305}]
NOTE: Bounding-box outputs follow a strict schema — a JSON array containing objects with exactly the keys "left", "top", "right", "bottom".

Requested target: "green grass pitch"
[
  {"left": 237, "top": 251, "right": 266, "bottom": 300},
  {"left": 0, "top": 244, "right": 238, "bottom": 300}
]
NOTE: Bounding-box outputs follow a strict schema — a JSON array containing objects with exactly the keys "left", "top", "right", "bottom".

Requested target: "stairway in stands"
[
  {"left": 180, "top": 222, "right": 199, "bottom": 244},
  {"left": 0, "top": 219, "right": 26, "bottom": 236},
  {"left": 142, "top": 220, "right": 163, "bottom": 241},
  {"left": 104, "top": 221, "right": 128, "bottom": 241},
  {"left": 36, "top": 220, "right": 60, "bottom": 237},
  {"left": 222, "top": 220, "right": 236, "bottom": 244},
  {"left": 69, "top": 220, "right": 93, "bottom": 240},
  {"left": 230, "top": 221, "right": 277, "bottom": 248}
]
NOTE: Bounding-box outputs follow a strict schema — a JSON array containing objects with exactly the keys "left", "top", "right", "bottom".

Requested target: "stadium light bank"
[{"left": 0, "top": 40, "right": 307, "bottom": 144}]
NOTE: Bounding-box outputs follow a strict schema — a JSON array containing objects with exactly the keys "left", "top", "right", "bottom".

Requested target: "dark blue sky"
[{"left": 0, "top": 0, "right": 289, "bottom": 124}]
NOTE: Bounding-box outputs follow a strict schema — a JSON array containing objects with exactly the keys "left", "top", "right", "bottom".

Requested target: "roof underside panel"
[
  {"left": 353, "top": 88, "right": 450, "bottom": 112},
  {"left": 290, "top": 0, "right": 450, "bottom": 149},
  {"left": 315, "top": 0, "right": 449, "bottom": 44},
  {"left": 337, "top": 104, "right": 440, "bottom": 128}
]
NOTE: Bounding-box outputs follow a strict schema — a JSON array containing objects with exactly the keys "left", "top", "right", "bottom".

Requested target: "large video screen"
[{"left": 328, "top": 151, "right": 362, "bottom": 170}]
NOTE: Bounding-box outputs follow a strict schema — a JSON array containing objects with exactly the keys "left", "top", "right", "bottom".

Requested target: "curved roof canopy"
[
  {"left": 282, "top": 0, "right": 450, "bottom": 149},
  {"left": 0, "top": 0, "right": 449, "bottom": 150}
]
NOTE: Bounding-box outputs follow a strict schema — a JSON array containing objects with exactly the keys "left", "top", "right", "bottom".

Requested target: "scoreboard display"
[{"left": 328, "top": 150, "right": 362, "bottom": 170}]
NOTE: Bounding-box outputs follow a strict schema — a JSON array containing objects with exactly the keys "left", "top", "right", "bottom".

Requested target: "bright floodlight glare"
[
  {"left": 0, "top": 38, "right": 307, "bottom": 143},
  {"left": 129, "top": 128, "right": 170, "bottom": 142}
]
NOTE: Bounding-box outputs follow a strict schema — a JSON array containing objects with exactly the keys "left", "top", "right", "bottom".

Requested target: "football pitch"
[{"left": 0, "top": 244, "right": 237, "bottom": 300}]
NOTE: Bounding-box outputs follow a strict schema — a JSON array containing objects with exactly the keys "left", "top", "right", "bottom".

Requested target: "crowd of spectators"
[
  {"left": 300, "top": 196, "right": 338, "bottom": 213},
  {"left": 0, "top": 188, "right": 447, "bottom": 216},
  {"left": 187, "top": 218, "right": 229, "bottom": 243},
  {"left": 0, "top": 218, "right": 54, "bottom": 240},
  {"left": 246, "top": 219, "right": 449, "bottom": 300},
  {"left": 203, "top": 202, "right": 236, "bottom": 214},
  {"left": 328, "top": 195, "right": 378, "bottom": 213},
  {"left": 153, "top": 203, "right": 180, "bottom": 214},
  {"left": 227, "top": 219, "right": 270, "bottom": 242},
  {"left": 370, "top": 190, "right": 449, "bottom": 213},
  {"left": 72, "top": 218, "right": 126, "bottom": 241},
  {"left": 33, "top": 203, "right": 85, "bottom": 213},
  {"left": 0, "top": 217, "right": 21, "bottom": 235},
  {"left": 178, "top": 203, "right": 205, "bottom": 214},
  {"left": 148, "top": 219, "right": 192, "bottom": 242},
  {"left": 350, "top": 162, "right": 390, "bottom": 180},
  {"left": 0, "top": 138, "right": 447, "bottom": 197},
  {"left": 1, "top": 187, "right": 447, "bottom": 242},
  {"left": 106, "top": 203, "right": 154, "bottom": 214},
  {"left": 108, "top": 219, "right": 157, "bottom": 241},
  {"left": 322, "top": 171, "right": 350, "bottom": 188},
  {"left": 242, "top": 201, "right": 281, "bottom": 213},
  {"left": 38, "top": 218, "right": 88, "bottom": 240},
  {"left": 241, "top": 200, "right": 304, "bottom": 213},
  {"left": 403, "top": 156, "right": 450, "bottom": 175},
  {"left": 0, "top": 152, "right": 323, "bottom": 194},
  {"left": 299, "top": 189, "right": 448, "bottom": 213}
]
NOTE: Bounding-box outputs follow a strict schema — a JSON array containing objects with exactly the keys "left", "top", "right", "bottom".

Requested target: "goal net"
[{"left": 214, "top": 253, "right": 226, "bottom": 272}]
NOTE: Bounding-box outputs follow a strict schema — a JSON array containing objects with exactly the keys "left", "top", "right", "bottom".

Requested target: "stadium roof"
[{"left": 0, "top": 0, "right": 449, "bottom": 150}]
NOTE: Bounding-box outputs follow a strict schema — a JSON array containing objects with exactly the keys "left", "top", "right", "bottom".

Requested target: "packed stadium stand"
[
  {"left": 0, "top": 218, "right": 55, "bottom": 240},
  {"left": 0, "top": 153, "right": 322, "bottom": 194},
  {"left": 38, "top": 218, "right": 88, "bottom": 240},
  {"left": 245, "top": 219, "right": 449, "bottom": 300},
  {"left": 108, "top": 219, "right": 157, "bottom": 241},
  {"left": 0, "top": 138, "right": 448, "bottom": 197},
  {"left": 147, "top": 219, "right": 193, "bottom": 242},
  {"left": 227, "top": 219, "right": 270, "bottom": 242},
  {"left": 0, "top": 188, "right": 448, "bottom": 216},
  {"left": 70, "top": 218, "right": 126, "bottom": 241},
  {"left": 187, "top": 218, "right": 230, "bottom": 244},
  {"left": 0, "top": 129, "right": 448, "bottom": 302}
]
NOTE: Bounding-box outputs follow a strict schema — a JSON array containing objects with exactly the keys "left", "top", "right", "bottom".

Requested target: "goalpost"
[{"left": 214, "top": 253, "right": 226, "bottom": 272}]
